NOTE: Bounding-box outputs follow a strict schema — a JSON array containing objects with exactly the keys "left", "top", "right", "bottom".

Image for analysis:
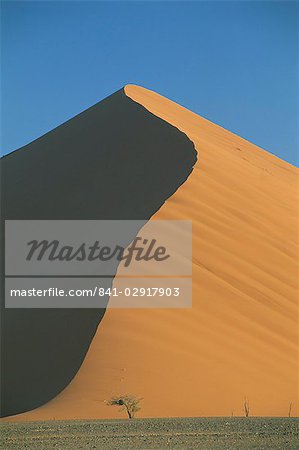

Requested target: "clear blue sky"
[{"left": 1, "top": 1, "right": 298, "bottom": 165}]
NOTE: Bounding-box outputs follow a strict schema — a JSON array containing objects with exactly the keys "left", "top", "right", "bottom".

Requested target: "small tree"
[
  {"left": 244, "top": 397, "right": 250, "bottom": 417},
  {"left": 288, "top": 402, "right": 292, "bottom": 418},
  {"left": 107, "top": 394, "right": 142, "bottom": 419}
]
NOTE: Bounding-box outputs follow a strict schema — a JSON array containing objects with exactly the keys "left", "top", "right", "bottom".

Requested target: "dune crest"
[{"left": 5, "top": 84, "right": 298, "bottom": 420}]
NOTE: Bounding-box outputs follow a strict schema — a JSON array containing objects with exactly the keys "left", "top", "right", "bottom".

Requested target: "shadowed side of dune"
[{"left": 0, "top": 88, "right": 197, "bottom": 418}]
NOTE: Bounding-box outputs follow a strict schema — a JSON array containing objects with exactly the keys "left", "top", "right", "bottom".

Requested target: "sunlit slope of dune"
[{"left": 8, "top": 85, "right": 299, "bottom": 420}]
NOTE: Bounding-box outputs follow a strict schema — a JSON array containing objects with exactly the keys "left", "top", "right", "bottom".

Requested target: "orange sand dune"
[{"left": 7, "top": 85, "right": 299, "bottom": 420}]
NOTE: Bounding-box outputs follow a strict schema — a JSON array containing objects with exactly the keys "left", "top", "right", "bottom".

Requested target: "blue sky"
[{"left": 1, "top": 1, "right": 298, "bottom": 165}]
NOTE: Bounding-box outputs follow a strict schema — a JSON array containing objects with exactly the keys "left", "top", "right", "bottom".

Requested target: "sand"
[
  {"left": 1, "top": 88, "right": 196, "bottom": 418},
  {"left": 4, "top": 85, "right": 299, "bottom": 420}
]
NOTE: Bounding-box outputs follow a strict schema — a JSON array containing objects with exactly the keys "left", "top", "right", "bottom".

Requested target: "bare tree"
[
  {"left": 288, "top": 402, "right": 292, "bottom": 418},
  {"left": 107, "top": 394, "right": 142, "bottom": 419},
  {"left": 244, "top": 397, "right": 250, "bottom": 417}
]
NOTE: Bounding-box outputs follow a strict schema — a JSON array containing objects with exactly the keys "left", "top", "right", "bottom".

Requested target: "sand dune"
[
  {"left": 1, "top": 88, "right": 196, "bottom": 417},
  {"left": 4, "top": 85, "right": 298, "bottom": 420}
]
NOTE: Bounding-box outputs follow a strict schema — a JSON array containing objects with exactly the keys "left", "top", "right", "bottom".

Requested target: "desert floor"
[{"left": 1, "top": 417, "right": 298, "bottom": 449}]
